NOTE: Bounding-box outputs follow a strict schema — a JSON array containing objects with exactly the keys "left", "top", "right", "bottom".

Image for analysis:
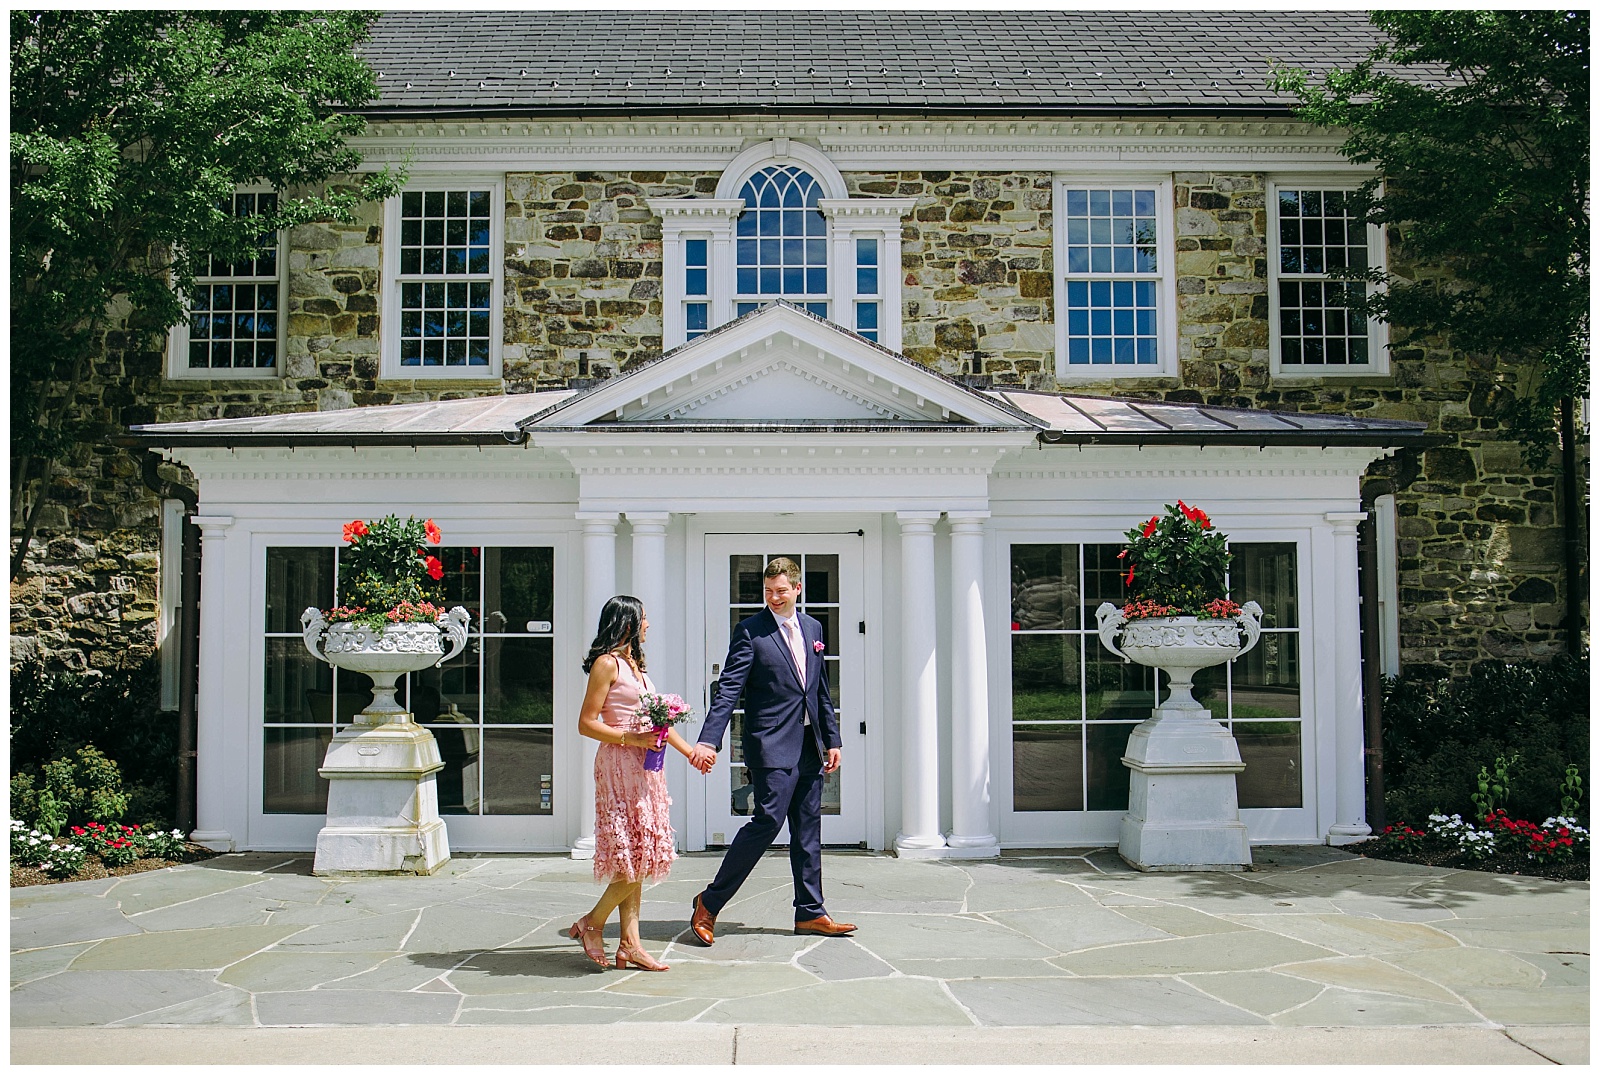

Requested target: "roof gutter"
[
  {"left": 112, "top": 432, "right": 528, "bottom": 450},
  {"left": 1035, "top": 430, "right": 1451, "bottom": 449}
]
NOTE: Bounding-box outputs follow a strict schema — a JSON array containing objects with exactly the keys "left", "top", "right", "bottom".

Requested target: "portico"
[{"left": 134, "top": 302, "right": 1433, "bottom": 858}]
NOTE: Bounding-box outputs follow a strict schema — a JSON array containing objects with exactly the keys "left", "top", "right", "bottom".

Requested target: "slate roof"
[
  {"left": 356, "top": 10, "right": 1444, "bottom": 118},
  {"left": 128, "top": 388, "right": 1435, "bottom": 449}
]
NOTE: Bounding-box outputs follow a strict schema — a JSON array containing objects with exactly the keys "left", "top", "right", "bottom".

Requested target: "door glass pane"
[
  {"left": 266, "top": 548, "right": 334, "bottom": 633},
  {"left": 1085, "top": 723, "right": 1135, "bottom": 811},
  {"left": 1081, "top": 543, "right": 1130, "bottom": 628},
  {"left": 482, "top": 637, "right": 553, "bottom": 725},
  {"left": 1012, "top": 634, "right": 1080, "bottom": 721},
  {"left": 730, "top": 555, "right": 766, "bottom": 603},
  {"left": 334, "top": 668, "right": 374, "bottom": 724},
  {"left": 1085, "top": 647, "right": 1155, "bottom": 720},
  {"left": 1235, "top": 722, "right": 1303, "bottom": 808},
  {"left": 802, "top": 554, "right": 838, "bottom": 603},
  {"left": 423, "top": 709, "right": 480, "bottom": 814},
  {"left": 485, "top": 547, "right": 553, "bottom": 629},
  {"left": 1011, "top": 544, "right": 1077, "bottom": 631},
  {"left": 1012, "top": 724, "right": 1082, "bottom": 811},
  {"left": 481, "top": 728, "right": 553, "bottom": 814},
  {"left": 429, "top": 545, "right": 483, "bottom": 622},
  {"left": 1234, "top": 633, "right": 1300, "bottom": 718},
  {"left": 1232, "top": 543, "right": 1298, "bottom": 628},
  {"left": 264, "top": 640, "right": 332, "bottom": 723},
  {"left": 263, "top": 727, "right": 332, "bottom": 813},
  {"left": 808, "top": 608, "right": 837, "bottom": 655}
]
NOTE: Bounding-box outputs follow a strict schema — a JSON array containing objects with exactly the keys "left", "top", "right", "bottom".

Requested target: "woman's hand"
[{"left": 620, "top": 729, "right": 659, "bottom": 749}]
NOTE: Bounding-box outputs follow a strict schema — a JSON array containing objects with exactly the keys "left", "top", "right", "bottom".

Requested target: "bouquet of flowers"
[
  {"left": 1116, "top": 500, "right": 1238, "bottom": 621},
  {"left": 634, "top": 692, "right": 695, "bottom": 771}
]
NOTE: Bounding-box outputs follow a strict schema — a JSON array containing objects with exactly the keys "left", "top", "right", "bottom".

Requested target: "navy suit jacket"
[{"left": 699, "top": 607, "right": 840, "bottom": 770}]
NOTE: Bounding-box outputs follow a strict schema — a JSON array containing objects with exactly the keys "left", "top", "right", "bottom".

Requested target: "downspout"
[
  {"left": 140, "top": 451, "right": 200, "bottom": 833},
  {"left": 1356, "top": 485, "right": 1386, "bottom": 832},
  {"left": 1559, "top": 397, "right": 1585, "bottom": 656}
]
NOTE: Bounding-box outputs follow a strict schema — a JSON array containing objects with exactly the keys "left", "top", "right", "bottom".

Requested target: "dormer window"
[{"left": 651, "top": 141, "right": 914, "bottom": 352}]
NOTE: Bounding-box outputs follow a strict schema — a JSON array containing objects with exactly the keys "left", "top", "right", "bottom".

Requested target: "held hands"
[{"left": 687, "top": 743, "right": 717, "bottom": 774}]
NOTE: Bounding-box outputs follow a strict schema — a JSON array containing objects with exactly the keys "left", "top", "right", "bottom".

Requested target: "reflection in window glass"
[
  {"left": 1010, "top": 541, "right": 1303, "bottom": 813},
  {"left": 263, "top": 545, "right": 556, "bottom": 816}
]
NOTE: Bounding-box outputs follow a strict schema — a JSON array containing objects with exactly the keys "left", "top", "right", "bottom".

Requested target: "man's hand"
[
  {"left": 688, "top": 743, "right": 717, "bottom": 774},
  {"left": 823, "top": 748, "right": 841, "bottom": 775}
]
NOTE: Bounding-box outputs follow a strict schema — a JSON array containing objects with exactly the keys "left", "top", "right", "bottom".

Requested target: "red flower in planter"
[
  {"left": 1123, "top": 564, "right": 1136, "bottom": 587},
  {"left": 424, "top": 555, "right": 445, "bottom": 581},
  {"left": 1141, "top": 515, "right": 1159, "bottom": 538},
  {"left": 342, "top": 519, "right": 369, "bottom": 543},
  {"left": 424, "top": 519, "right": 442, "bottom": 545}
]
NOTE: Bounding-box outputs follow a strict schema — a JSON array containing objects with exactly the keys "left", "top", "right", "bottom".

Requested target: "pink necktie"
[{"left": 783, "top": 619, "right": 806, "bottom": 685}]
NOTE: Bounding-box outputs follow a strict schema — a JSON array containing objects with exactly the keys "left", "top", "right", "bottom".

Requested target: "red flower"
[
  {"left": 1141, "top": 515, "right": 1159, "bottom": 538},
  {"left": 342, "top": 519, "right": 369, "bottom": 543},
  {"left": 424, "top": 519, "right": 442, "bottom": 545},
  {"left": 1011, "top": 621, "right": 1020, "bottom": 631},
  {"left": 1177, "top": 500, "right": 1212, "bottom": 528},
  {"left": 425, "top": 555, "right": 445, "bottom": 581},
  {"left": 1123, "top": 564, "right": 1135, "bottom": 587}
]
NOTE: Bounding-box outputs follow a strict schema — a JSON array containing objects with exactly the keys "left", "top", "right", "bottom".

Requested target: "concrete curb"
[{"left": 10, "top": 1024, "right": 1588, "bottom": 1065}]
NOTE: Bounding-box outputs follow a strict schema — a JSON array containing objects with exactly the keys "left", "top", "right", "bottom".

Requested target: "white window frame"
[
  {"left": 165, "top": 185, "right": 286, "bottom": 380},
  {"left": 1052, "top": 175, "right": 1179, "bottom": 379},
  {"left": 380, "top": 175, "right": 505, "bottom": 379},
  {"left": 1267, "top": 178, "right": 1389, "bottom": 378},
  {"left": 651, "top": 140, "right": 912, "bottom": 351}
]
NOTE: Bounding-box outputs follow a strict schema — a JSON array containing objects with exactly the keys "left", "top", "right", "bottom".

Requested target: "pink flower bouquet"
[{"left": 634, "top": 692, "right": 695, "bottom": 771}]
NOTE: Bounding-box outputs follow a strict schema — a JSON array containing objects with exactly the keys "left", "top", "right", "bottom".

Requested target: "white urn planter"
[
  {"left": 301, "top": 606, "right": 471, "bottom": 876},
  {"left": 1095, "top": 601, "right": 1263, "bottom": 872}
]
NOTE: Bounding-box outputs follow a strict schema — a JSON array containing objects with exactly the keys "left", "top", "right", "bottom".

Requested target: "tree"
[
  {"left": 1272, "top": 10, "right": 1588, "bottom": 463},
  {"left": 10, "top": 11, "right": 402, "bottom": 578}
]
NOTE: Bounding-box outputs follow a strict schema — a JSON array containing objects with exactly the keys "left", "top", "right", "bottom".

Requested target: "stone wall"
[{"left": 9, "top": 166, "right": 1580, "bottom": 678}]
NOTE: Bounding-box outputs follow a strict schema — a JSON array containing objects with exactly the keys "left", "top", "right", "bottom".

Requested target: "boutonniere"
[{"left": 813, "top": 640, "right": 825, "bottom": 653}]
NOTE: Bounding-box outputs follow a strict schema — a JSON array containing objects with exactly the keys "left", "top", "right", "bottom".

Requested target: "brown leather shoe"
[
  {"left": 689, "top": 892, "right": 717, "bottom": 946},
  {"left": 794, "top": 914, "right": 856, "bottom": 936}
]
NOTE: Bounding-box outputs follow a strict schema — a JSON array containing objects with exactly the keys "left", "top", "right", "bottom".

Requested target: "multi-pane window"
[
  {"left": 182, "top": 191, "right": 281, "bottom": 374},
  {"left": 1272, "top": 187, "right": 1382, "bottom": 372},
  {"left": 735, "top": 166, "right": 829, "bottom": 319},
  {"left": 854, "top": 238, "right": 880, "bottom": 342},
  {"left": 1060, "top": 187, "right": 1162, "bottom": 369},
  {"left": 1009, "top": 541, "right": 1302, "bottom": 813},
  {"left": 396, "top": 189, "right": 494, "bottom": 369},
  {"left": 684, "top": 239, "right": 710, "bottom": 341},
  {"left": 262, "top": 545, "right": 555, "bottom": 815}
]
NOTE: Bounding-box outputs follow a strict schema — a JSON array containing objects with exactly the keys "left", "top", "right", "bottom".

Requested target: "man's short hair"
[{"left": 764, "top": 557, "right": 802, "bottom": 587}]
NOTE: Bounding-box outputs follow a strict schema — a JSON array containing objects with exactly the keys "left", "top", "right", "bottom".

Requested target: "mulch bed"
[
  {"left": 1345, "top": 840, "right": 1589, "bottom": 883},
  {"left": 10, "top": 844, "right": 219, "bottom": 888}
]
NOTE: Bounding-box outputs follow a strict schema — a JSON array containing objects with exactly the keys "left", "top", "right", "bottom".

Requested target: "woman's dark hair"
[{"left": 582, "top": 594, "right": 647, "bottom": 674}]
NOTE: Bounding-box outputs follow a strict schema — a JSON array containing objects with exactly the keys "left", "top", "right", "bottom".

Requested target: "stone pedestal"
[
  {"left": 1118, "top": 708, "right": 1251, "bottom": 872},
  {"left": 314, "top": 719, "right": 450, "bottom": 876}
]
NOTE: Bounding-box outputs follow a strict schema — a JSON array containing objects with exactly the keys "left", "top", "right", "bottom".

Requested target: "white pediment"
[{"left": 526, "top": 303, "right": 1035, "bottom": 429}]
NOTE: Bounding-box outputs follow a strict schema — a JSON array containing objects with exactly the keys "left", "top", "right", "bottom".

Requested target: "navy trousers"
[{"left": 701, "top": 734, "right": 826, "bottom": 921}]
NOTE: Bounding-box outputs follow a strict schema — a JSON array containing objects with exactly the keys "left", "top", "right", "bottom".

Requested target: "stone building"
[{"left": 13, "top": 12, "right": 1583, "bottom": 854}]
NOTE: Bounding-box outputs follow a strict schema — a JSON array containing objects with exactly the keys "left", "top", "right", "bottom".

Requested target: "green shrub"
[
  {"left": 10, "top": 656, "right": 176, "bottom": 826},
  {"left": 1382, "top": 655, "right": 1589, "bottom": 825},
  {"left": 12, "top": 746, "right": 132, "bottom": 834}
]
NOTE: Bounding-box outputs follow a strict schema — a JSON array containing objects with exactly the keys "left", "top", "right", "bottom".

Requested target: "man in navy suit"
[{"left": 687, "top": 557, "right": 856, "bottom": 942}]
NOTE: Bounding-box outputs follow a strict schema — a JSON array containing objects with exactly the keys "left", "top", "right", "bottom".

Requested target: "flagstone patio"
[{"left": 10, "top": 847, "right": 1588, "bottom": 1045}]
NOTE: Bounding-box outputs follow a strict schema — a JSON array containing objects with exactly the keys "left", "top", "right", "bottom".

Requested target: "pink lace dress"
[{"left": 592, "top": 656, "right": 677, "bottom": 883}]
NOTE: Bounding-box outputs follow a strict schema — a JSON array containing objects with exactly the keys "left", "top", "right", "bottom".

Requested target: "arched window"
[{"left": 735, "top": 166, "right": 829, "bottom": 319}]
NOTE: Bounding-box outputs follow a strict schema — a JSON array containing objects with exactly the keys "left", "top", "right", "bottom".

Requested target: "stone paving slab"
[
  {"left": 7, "top": 1023, "right": 1581, "bottom": 1065},
  {"left": 9, "top": 846, "right": 1589, "bottom": 1040}
]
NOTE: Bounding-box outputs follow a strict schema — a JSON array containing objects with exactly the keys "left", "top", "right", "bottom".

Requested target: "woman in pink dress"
[{"left": 570, "top": 595, "right": 698, "bottom": 971}]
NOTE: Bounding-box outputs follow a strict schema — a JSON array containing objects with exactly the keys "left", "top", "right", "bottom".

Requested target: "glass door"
[{"left": 702, "top": 535, "right": 866, "bottom": 847}]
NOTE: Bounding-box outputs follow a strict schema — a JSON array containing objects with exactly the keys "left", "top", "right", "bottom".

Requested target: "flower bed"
[
  {"left": 1347, "top": 812, "right": 1589, "bottom": 882},
  {"left": 9, "top": 820, "right": 216, "bottom": 888}
]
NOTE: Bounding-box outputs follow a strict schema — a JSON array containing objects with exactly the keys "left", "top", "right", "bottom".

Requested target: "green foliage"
[
  {"left": 10, "top": 655, "right": 176, "bottom": 826},
  {"left": 1272, "top": 11, "right": 1589, "bottom": 463},
  {"left": 1118, "top": 501, "right": 1232, "bottom": 612},
  {"left": 336, "top": 514, "right": 445, "bottom": 612},
  {"left": 12, "top": 746, "right": 132, "bottom": 835},
  {"left": 10, "top": 11, "right": 404, "bottom": 575},
  {"left": 1381, "top": 655, "right": 1589, "bottom": 823},
  {"left": 1560, "top": 765, "right": 1584, "bottom": 817},
  {"left": 1470, "top": 753, "right": 1519, "bottom": 818}
]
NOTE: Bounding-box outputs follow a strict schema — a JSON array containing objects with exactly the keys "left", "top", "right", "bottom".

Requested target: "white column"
[
  {"left": 573, "top": 511, "right": 619, "bottom": 858},
  {"left": 1325, "top": 511, "right": 1372, "bottom": 844},
  {"left": 627, "top": 512, "right": 669, "bottom": 639},
  {"left": 895, "top": 511, "right": 946, "bottom": 857},
  {"left": 946, "top": 512, "right": 999, "bottom": 857},
  {"left": 882, "top": 225, "right": 906, "bottom": 353},
  {"left": 190, "top": 515, "right": 235, "bottom": 851}
]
